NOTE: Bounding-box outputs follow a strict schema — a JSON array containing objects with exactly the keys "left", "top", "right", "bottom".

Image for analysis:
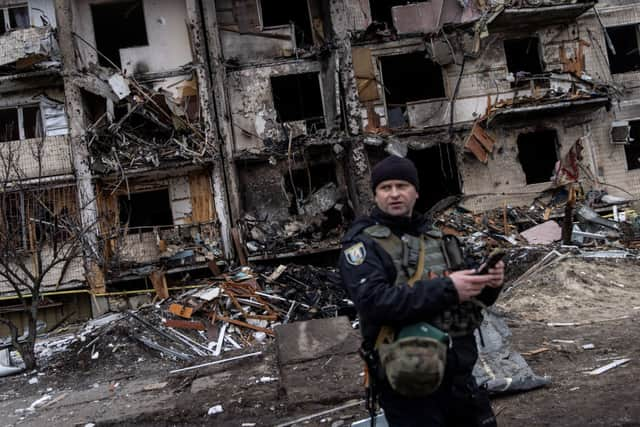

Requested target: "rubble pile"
[
  {"left": 241, "top": 182, "right": 350, "bottom": 256},
  {"left": 87, "top": 72, "right": 213, "bottom": 174},
  {"left": 435, "top": 190, "right": 640, "bottom": 256},
  {"left": 31, "top": 264, "right": 352, "bottom": 370}
]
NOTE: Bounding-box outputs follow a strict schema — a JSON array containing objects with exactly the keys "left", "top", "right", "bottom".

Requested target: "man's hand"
[
  {"left": 485, "top": 260, "right": 505, "bottom": 288},
  {"left": 448, "top": 269, "right": 491, "bottom": 302}
]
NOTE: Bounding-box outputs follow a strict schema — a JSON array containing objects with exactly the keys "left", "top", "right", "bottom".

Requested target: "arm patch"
[{"left": 344, "top": 242, "right": 367, "bottom": 266}]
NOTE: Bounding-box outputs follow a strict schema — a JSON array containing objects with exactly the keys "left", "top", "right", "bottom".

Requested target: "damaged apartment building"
[{"left": 3, "top": 0, "right": 640, "bottom": 328}]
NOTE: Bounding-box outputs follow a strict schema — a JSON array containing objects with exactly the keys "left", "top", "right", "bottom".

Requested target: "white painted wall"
[
  {"left": 73, "top": 0, "right": 193, "bottom": 74},
  {"left": 30, "top": 0, "right": 57, "bottom": 27}
]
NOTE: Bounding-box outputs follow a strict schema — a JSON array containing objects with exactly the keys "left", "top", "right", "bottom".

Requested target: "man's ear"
[{"left": 416, "top": 192, "right": 419, "bottom": 199}]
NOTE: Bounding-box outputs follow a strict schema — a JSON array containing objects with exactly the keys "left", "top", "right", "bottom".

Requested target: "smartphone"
[{"left": 475, "top": 249, "right": 505, "bottom": 275}]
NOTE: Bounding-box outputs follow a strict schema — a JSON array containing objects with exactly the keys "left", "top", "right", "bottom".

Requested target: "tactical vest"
[{"left": 363, "top": 224, "right": 484, "bottom": 336}]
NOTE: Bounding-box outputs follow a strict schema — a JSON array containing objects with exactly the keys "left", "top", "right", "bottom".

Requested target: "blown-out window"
[{"left": 0, "top": 4, "right": 29, "bottom": 35}]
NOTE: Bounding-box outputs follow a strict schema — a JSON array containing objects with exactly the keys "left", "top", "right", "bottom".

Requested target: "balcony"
[{"left": 488, "top": 1, "right": 597, "bottom": 32}]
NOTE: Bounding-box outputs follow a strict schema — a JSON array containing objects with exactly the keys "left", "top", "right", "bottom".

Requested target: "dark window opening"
[
  {"left": 0, "top": 10, "right": 5, "bottom": 35},
  {"left": 91, "top": 0, "right": 148, "bottom": 69},
  {"left": 118, "top": 189, "right": 173, "bottom": 228},
  {"left": 504, "top": 37, "right": 544, "bottom": 88},
  {"left": 406, "top": 145, "right": 461, "bottom": 213},
  {"left": 283, "top": 163, "right": 336, "bottom": 215},
  {"left": 8, "top": 5, "right": 29, "bottom": 29},
  {"left": 517, "top": 130, "right": 559, "bottom": 184},
  {"left": 260, "top": 0, "right": 313, "bottom": 47},
  {"left": 271, "top": 73, "right": 324, "bottom": 129},
  {"left": 22, "top": 106, "right": 41, "bottom": 139},
  {"left": 82, "top": 90, "right": 108, "bottom": 124},
  {"left": 0, "top": 108, "right": 19, "bottom": 142},
  {"left": 1, "top": 192, "right": 25, "bottom": 250},
  {"left": 624, "top": 120, "right": 640, "bottom": 170},
  {"left": 606, "top": 25, "right": 640, "bottom": 74},
  {"left": 379, "top": 52, "right": 446, "bottom": 128}
]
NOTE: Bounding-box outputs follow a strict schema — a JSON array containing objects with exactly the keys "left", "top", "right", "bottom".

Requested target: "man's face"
[{"left": 374, "top": 179, "right": 419, "bottom": 217}]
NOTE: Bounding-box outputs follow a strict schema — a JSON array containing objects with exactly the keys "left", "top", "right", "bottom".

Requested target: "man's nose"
[{"left": 390, "top": 186, "right": 400, "bottom": 197}]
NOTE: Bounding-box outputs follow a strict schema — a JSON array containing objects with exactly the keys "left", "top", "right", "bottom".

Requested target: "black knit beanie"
[{"left": 371, "top": 156, "right": 419, "bottom": 192}]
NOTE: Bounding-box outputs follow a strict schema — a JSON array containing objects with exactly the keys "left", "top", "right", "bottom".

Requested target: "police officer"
[{"left": 339, "top": 155, "right": 504, "bottom": 427}]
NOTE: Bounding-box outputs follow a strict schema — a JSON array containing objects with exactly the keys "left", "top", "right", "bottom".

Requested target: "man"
[{"left": 339, "top": 155, "right": 505, "bottom": 427}]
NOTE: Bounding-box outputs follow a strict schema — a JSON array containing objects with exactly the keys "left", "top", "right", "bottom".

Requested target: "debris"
[
  {"left": 28, "top": 377, "right": 39, "bottom": 385},
  {"left": 27, "top": 395, "right": 52, "bottom": 412},
  {"left": 170, "top": 351, "right": 263, "bottom": 374},
  {"left": 587, "top": 359, "right": 630, "bottom": 375},
  {"left": 207, "top": 404, "right": 224, "bottom": 415},
  {"left": 521, "top": 348, "right": 551, "bottom": 357},
  {"left": 274, "top": 400, "right": 364, "bottom": 427},
  {"left": 582, "top": 344, "right": 595, "bottom": 350},
  {"left": 521, "top": 221, "right": 562, "bottom": 245},
  {"left": 142, "top": 382, "right": 168, "bottom": 391}
]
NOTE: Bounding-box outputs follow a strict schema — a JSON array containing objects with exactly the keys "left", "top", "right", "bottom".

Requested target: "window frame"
[
  {"left": 0, "top": 104, "right": 43, "bottom": 143},
  {"left": 0, "top": 3, "right": 30, "bottom": 33},
  {"left": 605, "top": 23, "right": 640, "bottom": 75},
  {"left": 623, "top": 119, "right": 640, "bottom": 171}
]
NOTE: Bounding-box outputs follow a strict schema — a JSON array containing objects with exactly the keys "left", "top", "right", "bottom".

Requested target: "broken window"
[
  {"left": 0, "top": 4, "right": 29, "bottom": 35},
  {"left": 260, "top": 0, "right": 313, "bottom": 47},
  {"left": 379, "top": 52, "right": 446, "bottom": 128},
  {"left": 0, "top": 192, "right": 25, "bottom": 250},
  {"left": 0, "top": 105, "right": 41, "bottom": 142},
  {"left": 517, "top": 130, "right": 559, "bottom": 184},
  {"left": 624, "top": 120, "right": 640, "bottom": 170},
  {"left": 91, "top": 0, "right": 148, "bottom": 68},
  {"left": 406, "top": 145, "right": 461, "bottom": 213},
  {"left": 504, "top": 37, "right": 544, "bottom": 87},
  {"left": 0, "top": 108, "right": 19, "bottom": 142},
  {"left": 118, "top": 189, "right": 173, "bottom": 228},
  {"left": 271, "top": 73, "right": 324, "bottom": 129},
  {"left": 606, "top": 24, "right": 640, "bottom": 74},
  {"left": 0, "top": 186, "right": 78, "bottom": 251}
]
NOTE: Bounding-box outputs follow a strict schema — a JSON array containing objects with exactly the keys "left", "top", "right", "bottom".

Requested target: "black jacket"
[{"left": 339, "top": 207, "right": 501, "bottom": 348}]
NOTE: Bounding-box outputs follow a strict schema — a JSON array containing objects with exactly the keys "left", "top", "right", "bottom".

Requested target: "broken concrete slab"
[
  {"left": 521, "top": 220, "right": 562, "bottom": 245},
  {"left": 275, "top": 316, "right": 360, "bottom": 365}
]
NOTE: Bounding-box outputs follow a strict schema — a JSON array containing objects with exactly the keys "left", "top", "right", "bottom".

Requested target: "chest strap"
[{"left": 375, "top": 236, "right": 425, "bottom": 350}]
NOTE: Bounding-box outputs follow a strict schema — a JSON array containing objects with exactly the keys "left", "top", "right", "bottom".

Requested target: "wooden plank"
[
  {"left": 168, "top": 303, "right": 194, "bottom": 319},
  {"left": 149, "top": 270, "right": 169, "bottom": 299},
  {"left": 471, "top": 122, "right": 495, "bottom": 152},
  {"left": 352, "top": 47, "right": 379, "bottom": 102},
  {"left": 189, "top": 173, "right": 215, "bottom": 224},
  {"left": 231, "top": 227, "right": 248, "bottom": 265},
  {"left": 465, "top": 136, "right": 488, "bottom": 164}
]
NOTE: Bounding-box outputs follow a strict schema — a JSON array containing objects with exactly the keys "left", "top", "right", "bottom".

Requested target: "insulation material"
[
  {"left": 351, "top": 47, "right": 379, "bottom": 102},
  {"left": 40, "top": 97, "right": 68, "bottom": 137}
]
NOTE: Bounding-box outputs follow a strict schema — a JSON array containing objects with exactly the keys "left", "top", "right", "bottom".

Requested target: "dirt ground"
[{"left": 1, "top": 255, "right": 640, "bottom": 426}]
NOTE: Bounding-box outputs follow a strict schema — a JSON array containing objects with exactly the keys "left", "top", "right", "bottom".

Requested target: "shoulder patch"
[
  {"left": 363, "top": 224, "right": 391, "bottom": 238},
  {"left": 344, "top": 242, "right": 367, "bottom": 266}
]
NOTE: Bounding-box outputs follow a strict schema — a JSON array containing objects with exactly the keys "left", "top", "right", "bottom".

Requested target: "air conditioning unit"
[{"left": 610, "top": 121, "right": 631, "bottom": 144}]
